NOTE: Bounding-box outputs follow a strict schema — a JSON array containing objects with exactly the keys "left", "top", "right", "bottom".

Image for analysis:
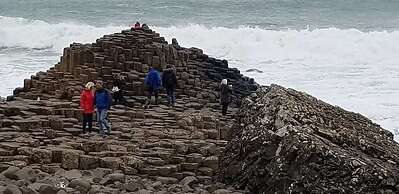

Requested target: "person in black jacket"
[
  {"left": 220, "top": 79, "right": 233, "bottom": 115},
  {"left": 162, "top": 65, "right": 178, "bottom": 107},
  {"left": 112, "top": 74, "right": 126, "bottom": 105}
]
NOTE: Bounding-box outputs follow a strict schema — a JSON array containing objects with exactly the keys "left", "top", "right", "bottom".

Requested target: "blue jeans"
[{"left": 96, "top": 109, "right": 110, "bottom": 134}]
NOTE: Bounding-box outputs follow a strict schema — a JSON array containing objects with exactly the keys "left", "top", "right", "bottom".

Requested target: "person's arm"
[
  {"left": 161, "top": 74, "right": 166, "bottom": 88},
  {"left": 80, "top": 92, "right": 85, "bottom": 110},
  {"left": 107, "top": 91, "right": 112, "bottom": 109},
  {"left": 94, "top": 92, "right": 99, "bottom": 109},
  {"left": 144, "top": 74, "right": 149, "bottom": 85},
  {"left": 173, "top": 74, "right": 177, "bottom": 86},
  {"left": 157, "top": 72, "right": 162, "bottom": 87}
]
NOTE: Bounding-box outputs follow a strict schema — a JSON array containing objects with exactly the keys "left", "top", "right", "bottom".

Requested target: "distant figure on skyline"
[
  {"left": 142, "top": 23, "right": 150, "bottom": 30},
  {"left": 132, "top": 21, "right": 142, "bottom": 30}
]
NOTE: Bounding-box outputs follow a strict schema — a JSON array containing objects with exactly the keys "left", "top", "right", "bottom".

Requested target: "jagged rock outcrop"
[
  {"left": 0, "top": 28, "right": 258, "bottom": 193},
  {"left": 219, "top": 85, "right": 399, "bottom": 194}
]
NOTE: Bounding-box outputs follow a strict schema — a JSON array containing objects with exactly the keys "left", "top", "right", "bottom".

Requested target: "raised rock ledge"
[{"left": 220, "top": 85, "right": 399, "bottom": 194}]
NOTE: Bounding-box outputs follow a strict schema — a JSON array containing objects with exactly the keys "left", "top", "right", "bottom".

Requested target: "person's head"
[
  {"left": 114, "top": 74, "right": 122, "bottom": 80},
  {"left": 152, "top": 67, "right": 160, "bottom": 72},
  {"left": 85, "top": 82, "right": 95, "bottom": 90},
  {"left": 221, "top": 79, "right": 228, "bottom": 85},
  {"left": 96, "top": 81, "right": 103, "bottom": 89},
  {"left": 166, "top": 65, "right": 171, "bottom": 69}
]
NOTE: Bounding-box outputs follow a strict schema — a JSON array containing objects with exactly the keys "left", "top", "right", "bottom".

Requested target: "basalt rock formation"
[
  {"left": 219, "top": 85, "right": 399, "bottom": 194},
  {"left": 1, "top": 27, "right": 397, "bottom": 194},
  {"left": 0, "top": 28, "right": 258, "bottom": 194}
]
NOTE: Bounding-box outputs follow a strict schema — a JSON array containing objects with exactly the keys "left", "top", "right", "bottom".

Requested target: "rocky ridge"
[
  {"left": 0, "top": 28, "right": 258, "bottom": 194},
  {"left": 219, "top": 85, "right": 399, "bottom": 194}
]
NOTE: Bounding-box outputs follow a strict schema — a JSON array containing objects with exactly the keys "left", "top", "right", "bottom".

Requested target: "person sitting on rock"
[
  {"left": 80, "top": 82, "right": 95, "bottom": 134},
  {"left": 220, "top": 79, "right": 233, "bottom": 116},
  {"left": 95, "top": 81, "right": 112, "bottom": 136},
  {"left": 132, "top": 21, "right": 142, "bottom": 30},
  {"left": 162, "top": 65, "right": 178, "bottom": 107},
  {"left": 142, "top": 23, "right": 149, "bottom": 30},
  {"left": 112, "top": 74, "right": 126, "bottom": 105},
  {"left": 144, "top": 67, "right": 162, "bottom": 108}
]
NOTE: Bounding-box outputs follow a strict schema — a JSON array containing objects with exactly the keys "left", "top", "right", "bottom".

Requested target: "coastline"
[{"left": 0, "top": 28, "right": 398, "bottom": 193}]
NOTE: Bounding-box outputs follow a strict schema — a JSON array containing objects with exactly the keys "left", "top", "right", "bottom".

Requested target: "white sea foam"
[
  {"left": 1, "top": 17, "right": 398, "bottom": 140},
  {"left": 156, "top": 25, "right": 399, "bottom": 140},
  {"left": 0, "top": 16, "right": 124, "bottom": 97},
  {"left": 0, "top": 16, "right": 124, "bottom": 51}
]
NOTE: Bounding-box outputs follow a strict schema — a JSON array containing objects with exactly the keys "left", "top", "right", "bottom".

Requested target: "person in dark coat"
[
  {"left": 144, "top": 68, "right": 162, "bottom": 108},
  {"left": 142, "top": 23, "right": 150, "bottom": 30},
  {"left": 95, "top": 81, "right": 111, "bottom": 136},
  {"left": 220, "top": 79, "right": 233, "bottom": 115},
  {"left": 162, "top": 65, "right": 178, "bottom": 107},
  {"left": 112, "top": 74, "right": 126, "bottom": 105}
]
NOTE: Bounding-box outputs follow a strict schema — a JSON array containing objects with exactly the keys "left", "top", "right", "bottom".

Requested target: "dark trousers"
[
  {"left": 83, "top": 113, "right": 93, "bottom": 133},
  {"left": 222, "top": 103, "right": 229, "bottom": 115},
  {"left": 113, "top": 91, "right": 125, "bottom": 104},
  {"left": 147, "top": 87, "right": 159, "bottom": 104},
  {"left": 166, "top": 88, "right": 176, "bottom": 105}
]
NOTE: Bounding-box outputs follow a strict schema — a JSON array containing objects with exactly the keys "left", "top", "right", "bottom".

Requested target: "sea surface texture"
[{"left": 1, "top": 0, "right": 399, "bottom": 140}]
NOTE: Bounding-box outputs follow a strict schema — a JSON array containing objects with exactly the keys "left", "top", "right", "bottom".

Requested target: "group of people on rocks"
[
  {"left": 80, "top": 81, "right": 111, "bottom": 137},
  {"left": 79, "top": 65, "right": 181, "bottom": 137},
  {"left": 132, "top": 21, "right": 149, "bottom": 30},
  {"left": 143, "top": 65, "right": 178, "bottom": 108},
  {"left": 79, "top": 26, "right": 233, "bottom": 136}
]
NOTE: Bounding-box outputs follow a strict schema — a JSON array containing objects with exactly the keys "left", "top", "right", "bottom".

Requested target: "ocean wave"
[
  {"left": 1, "top": 18, "right": 399, "bottom": 140},
  {"left": 2, "top": 15, "right": 399, "bottom": 66},
  {"left": 154, "top": 24, "right": 399, "bottom": 68},
  {"left": 0, "top": 16, "right": 124, "bottom": 52}
]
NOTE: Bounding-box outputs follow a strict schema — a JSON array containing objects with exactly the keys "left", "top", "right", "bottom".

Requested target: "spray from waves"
[
  {"left": 0, "top": 16, "right": 126, "bottom": 97},
  {"left": 154, "top": 25, "right": 399, "bottom": 140},
  {"left": 1, "top": 19, "right": 399, "bottom": 139},
  {"left": 0, "top": 16, "right": 125, "bottom": 52},
  {"left": 155, "top": 24, "right": 399, "bottom": 68}
]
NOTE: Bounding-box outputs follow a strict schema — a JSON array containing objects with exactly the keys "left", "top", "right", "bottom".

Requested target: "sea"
[{"left": 1, "top": 0, "right": 399, "bottom": 140}]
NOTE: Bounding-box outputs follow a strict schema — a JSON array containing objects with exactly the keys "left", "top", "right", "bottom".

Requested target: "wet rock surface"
[
  {"left": 219, "top": 85, "right": 399, "bottom": 194},
  {"left": 0, "top": 28, "right": 257, "bottom": 193}
]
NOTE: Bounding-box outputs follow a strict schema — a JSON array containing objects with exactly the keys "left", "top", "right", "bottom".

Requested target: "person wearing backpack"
[
  {"left": 95, "top": 81, "right": 111, "bottom": 136},
  {"left": 162, "top": 65, "right": 178, "bottom": 107},
  {"left": 144, "top": 67, "right": 162, "bottom": 108}
]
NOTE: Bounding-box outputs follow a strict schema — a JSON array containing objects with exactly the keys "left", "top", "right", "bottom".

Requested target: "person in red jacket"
[{"left": 80, "top": 82, "right": 95, "bottom": 133}]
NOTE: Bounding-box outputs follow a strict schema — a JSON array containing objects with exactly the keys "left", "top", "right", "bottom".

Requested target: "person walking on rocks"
[
  {"left": 112, "top": 74, "right": 126, "bottom": 105},
  {"left": 220, "top": 79, "right": 233, "bottom": 116},
  {"left": 95, "top": 81, "right": 112, "bottom": 136},
  {"left": 162, "top": 65, "right": 178, "bottom": 107},
  {"left": 80, "top": 82, "right": 95, "bottom": 134},
  {"left": 144, "top": 67, "right": 162, "bottom": 108}
]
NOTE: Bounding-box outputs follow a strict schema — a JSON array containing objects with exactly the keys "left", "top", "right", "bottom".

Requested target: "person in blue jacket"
[
  {"left": 95, "top": 81, "right": 112, "bottom": 136},
  {"left": 144, "top": 67, "right": 162, "bottom": 108}
]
